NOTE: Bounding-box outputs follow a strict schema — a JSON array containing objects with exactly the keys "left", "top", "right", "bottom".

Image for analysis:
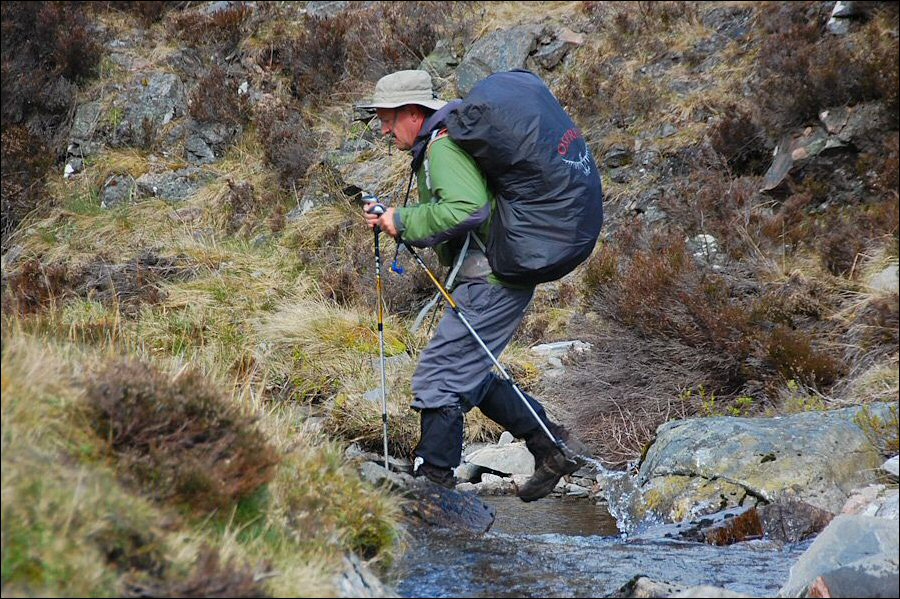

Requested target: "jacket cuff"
[{"left": 394, "top": 209, "right": 406, "bottom": 234}]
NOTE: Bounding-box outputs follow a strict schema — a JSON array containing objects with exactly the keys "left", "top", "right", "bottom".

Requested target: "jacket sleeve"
[{"left": 395, "top": 138, "right": 491, "bottom": 248}]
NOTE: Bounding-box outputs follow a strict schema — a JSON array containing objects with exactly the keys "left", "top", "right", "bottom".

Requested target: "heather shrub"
[
  {"left": 2, "top": 257, "right": 72, "bottom": 315},
  {"left": 168, "top": 2, "right": 252, "bottom": 50},
  {"left": 590, "top": 222, "right": 752, "bottom": 387},
  {"left": 189, "top": 65, "right": 252, "bottom": 126},
  {"left": 1, "top": 126, "right": 54, "bottom": 242},
  {"left": 815, "top": 200, "right": 900, "bottom": 278},
  {"left": 85, "top": 360, "right": 280, "bottom": 513},
  {"left": 752, "top": 1, "right": 894, "bottom": 136},
  {"left": 223, "top": 178, "right": 256, "bottom": 234},
  {"left": 1, "top": 2, "right": 102, "bottom": 243},
  {"left": 763, "top": 325, "right": 843, "bottom": 388},
  {"left": 708, "top": 106, "right": 770, "bottom": 176},
  {"left": 101, "top": 1, "right": 179, "bottom": 26},
  {"left": 271, "top": 2, "right": 461, "bottom": 102},
  {"left": 254, "top": 102, "right": 317, "bottom": 188}
]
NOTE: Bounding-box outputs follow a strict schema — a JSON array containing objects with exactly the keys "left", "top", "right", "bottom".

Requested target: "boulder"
[
  {"left": 759, "top": 497, "right": 834, "bottom": 543},
  {"left": 419, "top": 40, "right": 459, "bottom": 79},
  {"left": 456, "top": 25, "right": 542, "bottom": 96},
  {"left": 841, "top": 485, "right": 899, "bottom": 520},
  {"left": 360, "top": 462, "right": 496, "bottom": 533},
  {"left": 100, "top": 174, "right": 136, "bottom": 209},
  {"left": 67, "top": 100, "right": 104, "bottom": 157},
  {"left": 466, "top": 442, "right": 535, "bottom": 476},
  {"left": 608, "top": 575, "right": 686, "bottom": 598},
  {"left": 135, "top": 167, "right": 214, "bottom": 202},
  {"left": 609, "top": 403, "right": 894, "bottom": 531},
  {"left": 114, "top": 72, "right": 187, "bottom": 147},
  {"left": 778, "top": 515, "right": 899, "bottom": 598}
]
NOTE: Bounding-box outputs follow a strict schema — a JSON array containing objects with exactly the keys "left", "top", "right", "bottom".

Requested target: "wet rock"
[
  {"left": 608, "top": 575, "right": 686, "bottom": 598},
  {"left": 100, "top": 174, "right": 136, "bottom": 209},
  {"left": 759, "top": 496, "right": 834, "bottom": 543},
  {"left": 360, "top": 461, "right": 496, "bottom": 533},
  {"left": 613, "top": 403, "right": 894, "bottom": 532},
  {"left": 673, "top": 587, "right": 752, "bottom": 598},
  {"left": 456, "top": 25, "right": 542, "bottom": 97},
  {"left": 337, "top": 553, "right": 393, "bottom": 598},
  {"left": 634, "top": 506, "right": 763, "bottom": 546},
  {"left": 778, "top": 515, "right": 899, "bottom": 598}
]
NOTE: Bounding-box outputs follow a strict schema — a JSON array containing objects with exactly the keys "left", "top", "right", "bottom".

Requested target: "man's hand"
[{"left": 364, "top": 205, "right": 399, "bottom": 238}]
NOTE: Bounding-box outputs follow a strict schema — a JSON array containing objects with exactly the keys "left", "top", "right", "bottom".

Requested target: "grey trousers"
[{"left": 411, "top": 279, "right": 534, "bottom": 411}]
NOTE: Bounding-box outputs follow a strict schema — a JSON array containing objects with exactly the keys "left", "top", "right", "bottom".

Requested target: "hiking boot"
[
  {"left": 415, "top": 461, "right": 456, "bottom": 489},
  {"left": 517, "top": 423, "right": 589, "bottom": 502}
]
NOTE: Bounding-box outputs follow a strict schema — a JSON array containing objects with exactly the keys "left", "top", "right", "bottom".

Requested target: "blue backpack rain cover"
[{"left": 445, "top": 70, "right": 604, "bottom": 285}]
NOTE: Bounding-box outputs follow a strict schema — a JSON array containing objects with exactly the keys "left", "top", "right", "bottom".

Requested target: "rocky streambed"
[{"left": 354, "top": 402, "right": 898, "bottom": 597}]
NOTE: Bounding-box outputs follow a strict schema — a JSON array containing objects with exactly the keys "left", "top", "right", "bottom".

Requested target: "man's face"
[{"left": 376, "top": 106, "right": 423, "bottom": 151}]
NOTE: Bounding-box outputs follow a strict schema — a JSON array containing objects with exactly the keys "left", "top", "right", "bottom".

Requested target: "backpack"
[{"left": 438, "top": 70, "right": 604, "bottom": 286}]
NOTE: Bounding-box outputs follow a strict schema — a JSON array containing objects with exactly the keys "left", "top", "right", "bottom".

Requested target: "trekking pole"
[
  {"left": 362, "top": 195, "right": 390, "bottom": 470},
  {"left": 396, "top": 233, "right": 578, "bottom": 462}
]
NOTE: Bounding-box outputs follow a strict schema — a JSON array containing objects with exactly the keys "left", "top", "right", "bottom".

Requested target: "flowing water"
[{"left": 394, "top": 495, "right": 811, "bottom": 598}]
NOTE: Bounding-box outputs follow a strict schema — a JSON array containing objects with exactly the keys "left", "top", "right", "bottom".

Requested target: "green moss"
[{"left": 854, "top": 403, "right": 900, "bottom": 457}]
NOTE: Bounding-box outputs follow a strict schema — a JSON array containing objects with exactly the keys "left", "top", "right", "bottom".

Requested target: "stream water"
[{"left": 394, "top": 496, "right": 811, "bottom": 598}]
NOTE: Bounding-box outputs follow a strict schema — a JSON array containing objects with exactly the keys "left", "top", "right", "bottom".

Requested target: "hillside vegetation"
[{"left": 1, "top": 1, "right": 898, "bottom": 596}]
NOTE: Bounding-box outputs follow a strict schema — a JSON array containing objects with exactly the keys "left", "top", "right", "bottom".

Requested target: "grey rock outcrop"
[
  {"left": 778, "top": 515, "right": 899, "bottom": 598},
  {"left": 100, "top": 174, "right": 136, "bottom": 209},
  {"left": 761, "top": 103, "right": 889, "bottom": 195},
  {"left": 68, "top": 101, "right": 104, "bottom": 158},
  {"left": 456, "top": 25, "right": 542, "bottom": 97},
  {"left": 113, "top": 73, "right": 187, "bottom": 147},
  {"left": 605, "top": 403, "right": 895, "bottom": 532},
  {"left": 135, "top": 167, "right": 214, "bottom": 202}
]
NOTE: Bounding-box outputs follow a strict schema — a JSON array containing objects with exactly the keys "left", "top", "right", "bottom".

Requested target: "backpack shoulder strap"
[{"left": 423, "top": 128, "right": 449, "bottom": 193}]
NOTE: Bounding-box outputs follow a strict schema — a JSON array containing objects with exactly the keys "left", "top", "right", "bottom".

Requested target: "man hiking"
[{"left": 359, "top": 70, "right": 591, "bottom": 502}]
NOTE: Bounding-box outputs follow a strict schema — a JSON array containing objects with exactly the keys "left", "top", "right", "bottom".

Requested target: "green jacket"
[{"left": 395, "top": 135, "right": 494, "bottom": 268}]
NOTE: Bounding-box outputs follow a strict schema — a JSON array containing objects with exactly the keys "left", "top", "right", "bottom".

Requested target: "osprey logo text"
[{"left": 557, "top": 127, "right": 594, "bottom": 176}]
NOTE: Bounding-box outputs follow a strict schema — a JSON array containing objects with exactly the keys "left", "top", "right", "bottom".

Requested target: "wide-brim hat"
[{"left": 357, "top": 70, "right": 447, "bottom": 111}]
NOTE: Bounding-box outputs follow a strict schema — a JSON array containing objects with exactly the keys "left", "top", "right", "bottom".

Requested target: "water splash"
[{"left": 573, "top": 454, "right": 664, "bottom": 535}]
